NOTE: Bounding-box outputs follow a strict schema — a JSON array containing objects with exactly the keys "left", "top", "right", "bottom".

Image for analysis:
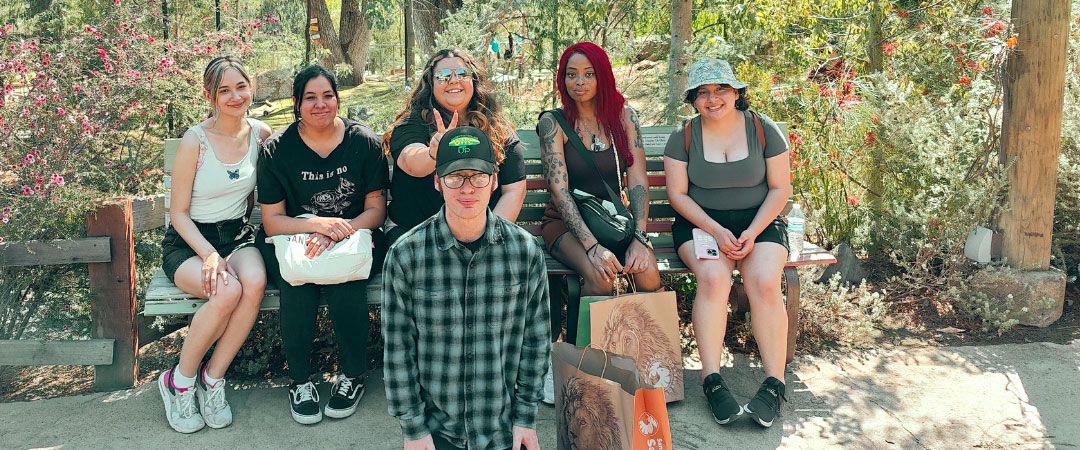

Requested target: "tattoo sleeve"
[
  {"left": 628, "top": 107, "right": 645, "bottom": 152},
  {"left": 538, "top": 113, "right": 595, "bottom": 247},
  {"left": 626, "top": 108, "right": 650, "bottom": 229}
]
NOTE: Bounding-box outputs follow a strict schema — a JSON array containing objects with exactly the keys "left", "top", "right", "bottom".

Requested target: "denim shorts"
[{"left": 161, "top": 217, "right": 256, "bottom": 282}]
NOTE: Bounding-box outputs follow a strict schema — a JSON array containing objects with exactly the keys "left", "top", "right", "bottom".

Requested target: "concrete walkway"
[{"left": 2, "top": 339, "right": 1078, "bottom": 449}]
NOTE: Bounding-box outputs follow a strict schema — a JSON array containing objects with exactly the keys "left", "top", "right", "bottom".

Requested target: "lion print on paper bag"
[
  {"left": 558, "top": 376, "right": 622, "bottom": 450},
  {"left": 599, "top": 301, "right": 682, "bottom": 398}
]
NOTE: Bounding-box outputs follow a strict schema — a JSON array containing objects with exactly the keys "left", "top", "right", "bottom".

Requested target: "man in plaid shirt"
[{"left": 383, "top": 125, "right": 550, "bottom": 450}]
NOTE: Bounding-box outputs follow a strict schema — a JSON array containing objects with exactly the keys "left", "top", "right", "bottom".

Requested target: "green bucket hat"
[{"left": 685, "top": 59, "right": 748, "bottom": 99}]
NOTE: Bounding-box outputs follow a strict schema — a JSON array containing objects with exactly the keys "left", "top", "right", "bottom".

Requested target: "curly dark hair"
[
  {"left": 382, "top": 49, "right": 512, "bottom": 164},
  {"left": 684, "top": 85, "right": 750, "bottom": 111}
]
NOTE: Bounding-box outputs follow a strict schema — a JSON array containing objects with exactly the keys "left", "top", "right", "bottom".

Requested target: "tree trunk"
[
  {"left": 404, "top": 0, "right": 415, "bottom": 83},
  {"left": 27, "top": 0, "right": 52, "bottom": 16},
  {"left": 310, "top": 0, "right": 346, "bottom": 69},
  {"left": 664, "top": 0, "right": 693, "bottom": 121},
  {"left": 339, "top": 0, "right": 373, "bottom": 85},
  {"left": 309, "top": 0, "right": 372, "bottom": 86},
  {"left": 411, "top": 0, "right": 462, "bottom": 57},
  {"left": 999, "top": 0, "right": 1070, "bottom": 269}
]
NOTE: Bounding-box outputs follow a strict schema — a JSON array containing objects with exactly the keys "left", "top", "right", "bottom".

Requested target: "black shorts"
[
  {"left": 672, "top": 206, "right": 789, "bottom": 253},
  {"left": 161, "top": 217, "right": 256, "bottom": 282}
]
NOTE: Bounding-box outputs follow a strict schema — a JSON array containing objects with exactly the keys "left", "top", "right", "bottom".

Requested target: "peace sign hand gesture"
[{"left": 427, "top": 109, "right": 459, "bottom": 160}]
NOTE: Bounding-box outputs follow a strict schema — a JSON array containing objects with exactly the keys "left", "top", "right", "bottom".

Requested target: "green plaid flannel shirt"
[{"left": 383, "top": 208, "right": 551, "bottom": 450}]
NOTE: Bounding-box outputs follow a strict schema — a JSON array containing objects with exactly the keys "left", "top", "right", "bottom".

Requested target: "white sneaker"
[
  {"left": 541, "top": 364, "right": 555, "bottom": 405},
  {"left": 196, "top": 363, "right": 233, "bottom": 429},
  {"left": 158, "top": 367, "right": 205, "bottom": 434}
]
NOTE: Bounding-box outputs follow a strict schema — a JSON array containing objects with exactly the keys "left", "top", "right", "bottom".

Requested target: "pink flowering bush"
[{"left": 0, "top": 0, "right": 267, "bottom": 340}]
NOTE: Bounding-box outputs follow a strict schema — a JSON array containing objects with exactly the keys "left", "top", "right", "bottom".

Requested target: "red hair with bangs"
[{"left": 556, "top": 42, "right": 634, "bottom": 167}]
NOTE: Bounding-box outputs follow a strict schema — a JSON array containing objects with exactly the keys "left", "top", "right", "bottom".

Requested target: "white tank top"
[{"left": 187, "top": 118, "right": 263, "bottom": 222}]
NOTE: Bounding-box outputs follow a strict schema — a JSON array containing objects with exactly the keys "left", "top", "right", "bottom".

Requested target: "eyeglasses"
[
  {"left": 441, "top": 172, "right": 491, "bottom": 189},
  {"left": 434, "top": 67, "right": 473, "bottom": 85}
]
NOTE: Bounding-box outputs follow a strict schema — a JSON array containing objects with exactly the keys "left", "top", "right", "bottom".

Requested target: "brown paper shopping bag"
[
  {"left": 588, "top": 290, "right": 684, "bottom": 402},
  {"left": 552, "top": 343, "right": 673, "bottom": 450}
]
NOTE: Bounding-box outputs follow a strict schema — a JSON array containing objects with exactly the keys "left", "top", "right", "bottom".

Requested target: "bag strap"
[
  {"left": 752, "top": 112, "right": 766, "bottom": 151},
  {"left": 577, "top": 345, "right": 610, "bottom": 379},
  {"left": 682, "top": 118, "right": 692, "bottom": 154},
  {"left": 683, "top": 112, "right": 767, "bottom": 154},
  {"left": 550, "top": 109, "right": 630, "bottom": 217}
]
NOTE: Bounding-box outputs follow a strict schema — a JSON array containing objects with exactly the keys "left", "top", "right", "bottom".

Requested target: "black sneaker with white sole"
[
  {"left": 324, "top": 374, "right": 364, "bottom": 419},
  {"left": 745, "top": 376, "right": 786, "bottom": 427},
  {"left": 703, "top": 373, "right": 743, "bottom": 424},
  {"left": 289, "top": 380, "right": 322, "bottom": 425}
]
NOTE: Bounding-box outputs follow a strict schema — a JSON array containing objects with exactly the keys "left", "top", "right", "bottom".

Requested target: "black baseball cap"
[{"left": 436, "top": 126, "right": 496, "bottom": 176}]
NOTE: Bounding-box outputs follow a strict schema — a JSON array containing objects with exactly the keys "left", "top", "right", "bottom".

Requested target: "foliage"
[
  {"left": 798, "top": 273, "right": 887, "bottom": 349},
  {"left": 0, "top": 0, "right": 273, "bottom": 340}
]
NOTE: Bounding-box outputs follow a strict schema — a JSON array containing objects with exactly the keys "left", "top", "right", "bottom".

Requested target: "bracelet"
[{"left": 585, "top": 242, "right": 600, "bottom": 256}]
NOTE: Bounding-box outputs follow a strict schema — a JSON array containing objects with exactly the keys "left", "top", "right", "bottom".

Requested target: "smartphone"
[{"left": 692, "top": 228, "right": 720, "bottom": 259}]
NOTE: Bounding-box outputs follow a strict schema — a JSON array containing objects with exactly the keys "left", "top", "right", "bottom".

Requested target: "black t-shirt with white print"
[{"left": 257, "top": 118, "right": 389, "bottom": 219}]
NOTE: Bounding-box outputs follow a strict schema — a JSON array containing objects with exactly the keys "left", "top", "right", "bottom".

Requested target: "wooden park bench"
[
  {"left": 143, "top": 123, "right": 836, "bottom": 365},
  {"left": 514, "top": 125, "right": 836, "bottom": 364}
]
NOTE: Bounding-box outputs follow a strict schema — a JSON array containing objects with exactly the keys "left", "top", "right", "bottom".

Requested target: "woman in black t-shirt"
[
  {"left": 382, "top": 49, "right": 526, "bottom": 242},
  {"left": 256, "top": 65, "right": 389, "bottom": 425}
]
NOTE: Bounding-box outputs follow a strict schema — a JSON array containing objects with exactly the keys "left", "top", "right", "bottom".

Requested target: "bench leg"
[
  {"left": 564, "top": 276, "right": 582, "bottom": 344},
  {"left": 783, "top": 266, "right": 800, "bottom": 365},
  {"left": 548, "top": 274, "right": 563, "bottom": 342}
]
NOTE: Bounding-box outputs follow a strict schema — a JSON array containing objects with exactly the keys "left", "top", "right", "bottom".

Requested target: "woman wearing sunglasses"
[{"left": 382, "top": 49, "right": 526, "bottom": 243}]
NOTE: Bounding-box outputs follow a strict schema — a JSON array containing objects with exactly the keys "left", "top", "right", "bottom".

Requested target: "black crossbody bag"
[{"left": 549, "top": 109, "right": 636, "bottom": 256}]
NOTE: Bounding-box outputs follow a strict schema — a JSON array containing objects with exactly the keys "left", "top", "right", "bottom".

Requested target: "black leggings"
[
  {"left": 257, "top": 229, "right": 377, "bottom": 382},
  {"left": 277, "top": 278, "right": 371, "bottom": 381}
]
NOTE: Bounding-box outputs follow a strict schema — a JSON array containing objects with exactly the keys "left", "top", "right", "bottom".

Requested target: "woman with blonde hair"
[{"left": 158, "top": 55, "right": 272, "bottom": 433}]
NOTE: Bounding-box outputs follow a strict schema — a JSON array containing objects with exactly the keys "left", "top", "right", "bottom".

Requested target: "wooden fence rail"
[{"left": 0, "top": 194, "right": 165, "bottom": 391}]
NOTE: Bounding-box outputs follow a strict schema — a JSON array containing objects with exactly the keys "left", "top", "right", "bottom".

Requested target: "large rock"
[
  {"left": 254, "top": 68, "right": 295, "bottom": 103},
  {"left": 632, "top": 35, "right": 670, "bottom": 63},
  {"left": 816, "top": 243, "right": 867, "bottom": 285},
  {"left": 967, "top": 266, "right": 1065, "bottom": 327}
]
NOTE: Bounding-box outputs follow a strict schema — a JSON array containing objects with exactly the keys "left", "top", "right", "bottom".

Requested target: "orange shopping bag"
[
  {"left": 553, "top": 342, "right": 673, "bottom": 450},
  {"left": 632, "top": 386, "right": 672, "bottom": 450}
]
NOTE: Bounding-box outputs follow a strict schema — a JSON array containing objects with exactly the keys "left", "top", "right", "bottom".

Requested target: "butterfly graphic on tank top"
[{"left": 227, "top": 169, "right": 240, "bottom": 180}]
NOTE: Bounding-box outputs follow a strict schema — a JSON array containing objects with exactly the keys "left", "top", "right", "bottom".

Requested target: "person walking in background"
[
  {"left": 158, "top": 56, "right": 272, "bottom": 433},
  {"left": 664, "top": 59, "right": 792, "bottom": 427},
  {"left": 383, "top": 126, "right": 549, "bottom": 450}
]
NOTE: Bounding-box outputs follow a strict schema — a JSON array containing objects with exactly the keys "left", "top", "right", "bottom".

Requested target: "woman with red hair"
[{"left": 537, "top": 42, "right": 660, "bottom": 339}]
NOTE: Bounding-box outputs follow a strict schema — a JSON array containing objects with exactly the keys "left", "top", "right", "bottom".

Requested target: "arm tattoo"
[
  {"left": 628, "top": 108, "right": 645, "bottom": 152},
  {"left": 628, "top": 184, "right": 647, "bottom": 222},
  {"left": 539, "top": 113, "right": 595, "bottom": 245}
]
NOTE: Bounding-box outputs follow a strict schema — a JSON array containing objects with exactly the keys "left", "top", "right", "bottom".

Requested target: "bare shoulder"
[{"left": 256, "top": 120, "right": 274, "bottom": 140}]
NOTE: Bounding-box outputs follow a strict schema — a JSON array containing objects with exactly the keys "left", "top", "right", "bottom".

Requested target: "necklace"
[{"left": 576, "top": 119, "right": 607, "bottom": 152}]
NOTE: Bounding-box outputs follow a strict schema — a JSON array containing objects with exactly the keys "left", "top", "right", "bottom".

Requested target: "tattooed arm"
[
  {"left": 538, "top": 112, "right": 596, "bottom": 250},
  {"left": 621, "top": 106, "right": 655, "bottom": 274},
  {"left": 623, "top": 106, "right": 650, "bottom": 231}
]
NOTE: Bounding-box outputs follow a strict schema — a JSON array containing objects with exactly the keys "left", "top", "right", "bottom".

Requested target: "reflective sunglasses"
[
  {"left": 434, "top": 67, "right": 472, "bottom": 85},
  {"left": 441, "top": 172, "right": 491, "bottom": 189}
]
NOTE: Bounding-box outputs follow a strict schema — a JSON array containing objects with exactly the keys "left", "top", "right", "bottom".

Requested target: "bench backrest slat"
[{"left": 163, "top": 122, "right": 787, "bottom": 245}]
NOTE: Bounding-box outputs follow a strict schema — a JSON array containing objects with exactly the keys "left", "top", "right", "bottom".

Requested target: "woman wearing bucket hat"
[
  {"left": 664, "top": 59, "right": 792, "bottom": 428},
  {"left": 536, "top": 41, "right": 661, "bottom": 314}
]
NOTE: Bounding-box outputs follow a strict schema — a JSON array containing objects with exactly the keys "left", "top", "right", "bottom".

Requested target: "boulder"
[
  {"left": 967, "top": 266, "right": 1065, "bottom": 328},
  {"left": 254, "top": 68, "right": 295, "bottom": 103},
  {"left": 632, "top": 35, "right": 670, "bottom": 63},
  {"left": 816, "top": 243, "right": 867, "bottom": 285}
]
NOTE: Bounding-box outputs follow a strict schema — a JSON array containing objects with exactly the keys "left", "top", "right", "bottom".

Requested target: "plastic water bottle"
[{"left": 787, "top": 203, "right": 805, "bottom": 256}]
